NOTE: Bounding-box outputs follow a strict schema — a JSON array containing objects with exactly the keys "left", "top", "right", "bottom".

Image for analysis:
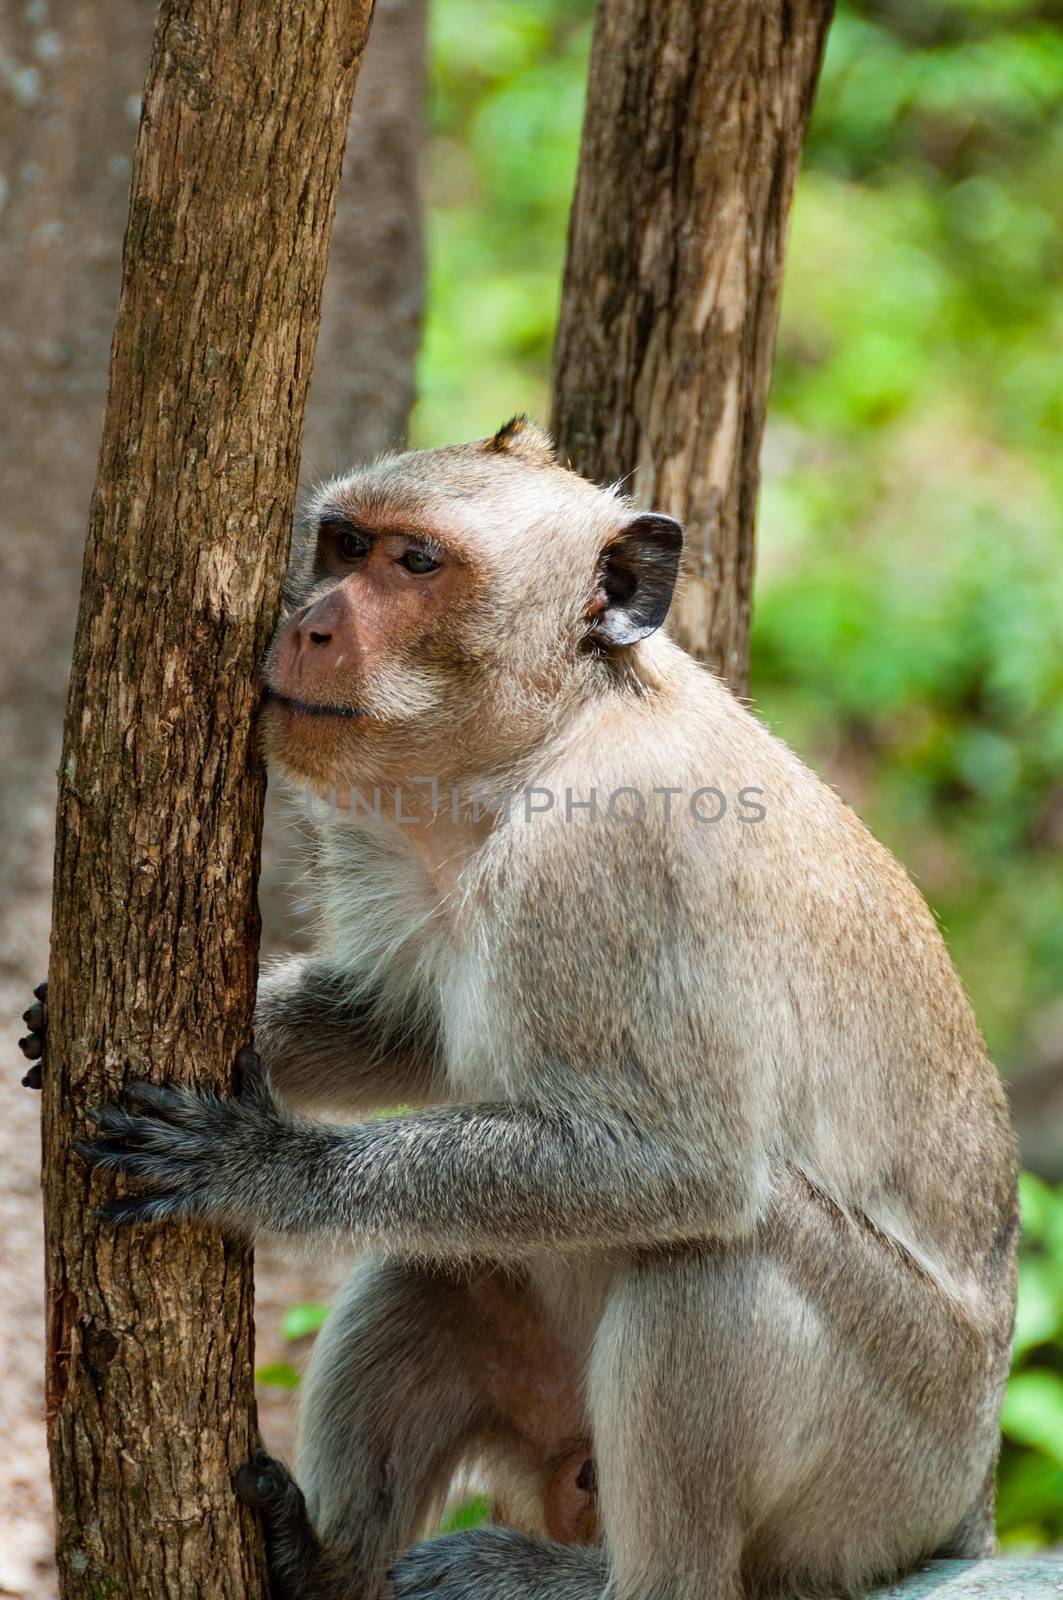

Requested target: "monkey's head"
[{"left": 262, "top": 418, "right": 682, "bottom": 793}]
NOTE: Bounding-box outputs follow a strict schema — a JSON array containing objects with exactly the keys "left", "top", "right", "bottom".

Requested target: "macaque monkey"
[{"left": 25, "top": 418, "right": 1017, "bottom": 1600}]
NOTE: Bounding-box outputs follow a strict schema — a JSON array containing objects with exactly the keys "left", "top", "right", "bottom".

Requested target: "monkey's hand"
[
  {"left": 18, "top": 980, "right": 47, "bottom": 1089},
  {"left": 75, "top": 1047, "right": 304, "bottom": 1230}
]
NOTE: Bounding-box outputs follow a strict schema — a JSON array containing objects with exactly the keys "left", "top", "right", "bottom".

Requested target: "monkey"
[{"left": 23, "top": 416, "right": 1017, "bottom": 1600}]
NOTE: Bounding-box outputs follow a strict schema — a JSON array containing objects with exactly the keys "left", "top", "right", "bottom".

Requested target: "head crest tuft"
[{"left": 483, "top": 416, "right": 556, "bottom": 466}]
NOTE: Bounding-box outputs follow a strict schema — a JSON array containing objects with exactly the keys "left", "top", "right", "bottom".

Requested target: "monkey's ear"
[
  {"left": 484, "top": 415, "right": 556, "bottom": 466},
  {"left": 587, "top": 513, "right": 683, "bottom": 648}
]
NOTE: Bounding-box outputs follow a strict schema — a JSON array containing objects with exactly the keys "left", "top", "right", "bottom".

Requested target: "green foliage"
[
  {"left": 405, "top": 0, "right": 1063, "bottom": 1548},
  {"left": 758, "top": 0, "right": 1063, "bottom": 1063},
  {"left": 255, "top": 1361, "right": 302, "bottom": 1390},
  {"left": 414, "top": 0, "right": 596, "bottom": 442},
  {"left": 1001, "top": 1178, "right": 1063, "bottom": 1545},
  {"left": 281, "top": 1303, "right": 331, "bottom": 1341}
]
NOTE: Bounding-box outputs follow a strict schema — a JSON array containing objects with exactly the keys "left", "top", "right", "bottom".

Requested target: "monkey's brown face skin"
[
  {"left": 268, "top": 520, "right": 461, "bottom": 702},
  {"left": 262, "top": 512, "right": 485, "bottom": 789}
]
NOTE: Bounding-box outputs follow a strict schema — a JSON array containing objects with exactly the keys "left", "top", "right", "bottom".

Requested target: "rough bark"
[
  {"left": 301, "top": 0, "right": 427, "bottom": 477},
  {"left": 0, "top": 11, "right": 157, "bottom": 1585},
  {"left": 551, "top": 0, "right": 834, "bottom": 692},
  {"left": 40, "top": 3, "right": 373, "bottom": 1596},
  {"left": 261, "top": 0, "right": 428, "bottom": 960}
]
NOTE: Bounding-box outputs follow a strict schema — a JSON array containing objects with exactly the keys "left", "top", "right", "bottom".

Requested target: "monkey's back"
[{"left": 482, "top": 637, "right": 1017, "bottom": 1334}]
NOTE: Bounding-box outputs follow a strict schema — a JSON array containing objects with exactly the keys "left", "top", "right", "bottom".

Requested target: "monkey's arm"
[
  {"left": 254, "top": 958, "right": 440, "bottom": 1115},
  {"left": 77, "top": 1057, "right": 765, "bottom": 1256}
]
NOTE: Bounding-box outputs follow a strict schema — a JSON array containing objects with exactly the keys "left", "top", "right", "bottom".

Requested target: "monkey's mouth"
[{"left": 264, "top": 688, "right": 368, "bottom": 720}]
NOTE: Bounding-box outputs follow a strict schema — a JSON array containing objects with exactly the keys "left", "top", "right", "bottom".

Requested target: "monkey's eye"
[
  {"left": 338, "top": 529, "right": 370, "bottom": 561},
  {"left": 399, "top": 549, "right": 441, "bottom": 575}
]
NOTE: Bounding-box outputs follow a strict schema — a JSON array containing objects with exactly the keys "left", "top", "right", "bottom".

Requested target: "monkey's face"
[
  {"left": 261, "top": 424, "right": 682, "bottom": 795},
  {"left": 262, "top": 508, "right": 484, "bottom": 791}
]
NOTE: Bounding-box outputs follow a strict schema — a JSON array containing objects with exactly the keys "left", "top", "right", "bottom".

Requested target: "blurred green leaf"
[
  {"left": 1013, "top": 1258, "right": 1063, "bottom": 1358},
  {"left": 1002, "top": 1371, "right": 1063, "bottom": 1465},
  {"left": 997, "top": 1449, "right": 1063, "bottom": 1544},
  {"left": 281, "top": 1304, "right": 331, "bottom": 1342},
  {"left": 256, "top": 1362, "right": 302, "bottom": 1391}
]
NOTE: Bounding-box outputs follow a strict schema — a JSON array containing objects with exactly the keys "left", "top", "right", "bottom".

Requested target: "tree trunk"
[
  {"left": 302, "top": 0, "right": 427, "bottom": 477},
  {"left": 41, "top": 3, "right": 373, "bottom": 1596},
  {"left": 550, "top": 0, "right": 834, "bottom": 692},
  {"left": 0, "top": 7, "right": 157, "bottom": 1586},
  {"left": 261, "top": 0, "right": 428, "bottom": 963}
]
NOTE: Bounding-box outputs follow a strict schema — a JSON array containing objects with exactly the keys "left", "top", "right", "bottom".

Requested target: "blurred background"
[{"left": 1, "top": 0, "right": 1061, "bottom": 1589}]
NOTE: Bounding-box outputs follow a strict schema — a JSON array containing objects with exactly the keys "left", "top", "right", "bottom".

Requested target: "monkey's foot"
[
  {"left": 238, "top": 1449, "right": 335, "bottom": 1600},
  {"left": 237, "top": 1448, "right": 307, "bottom": 1520},
  {"left": 18, "top": 980, "right": 47, "bottom": 1088},
  {"left": 389, "top": 1526, "right": 605, "bottom": 1600}
]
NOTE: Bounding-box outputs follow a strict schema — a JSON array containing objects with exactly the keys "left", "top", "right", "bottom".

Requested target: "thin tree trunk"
[
  {"left": 0, "top": 8, "right": 156, "bottom": 1585},
  {"left": 261, "top": 0, "right": 428, "bottom": 963},
  {"left": 41, "top": 4, "right": 373, "bottom": 1596},
  {"left": 551, "top": 0, "right": 834, "bottom": 692},
  {"left": 302, "top": 0, "right": 427, "bottom": 476}
]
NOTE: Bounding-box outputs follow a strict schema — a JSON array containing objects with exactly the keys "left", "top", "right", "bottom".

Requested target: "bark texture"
[
  {"left": 551, "top": 0, "right": 834, "bottom": 692},
  {"left": 41, "top": 3, "right": 372, "bottom": 1596},
  {"left": 261, "top": 0, "right": 428, "bottom": 960},
  {"left": 301, "top": 0, "right": 427, "bottom": 477}
]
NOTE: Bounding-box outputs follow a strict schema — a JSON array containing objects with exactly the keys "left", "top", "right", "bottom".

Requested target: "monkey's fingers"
[
  {"left": 95, "top": 1192, "right": 187, "bottom": 1227},
  {"left": 119, "top": 1080, "right": 211, "bottom": 1124},
  {"left": 120, "top": 1055, "right": 266, "bottom": 1114},
  {"left": 73, "top": 1135, "right": 191, "bottom": 1186},
  {"left": 75, "top": 1134, "right": 147, "bottom": 1167},
  {"left": 75, "top": 1132, "right": 191, "bottom": 1225},
  {"left": 76, "top": 1100, "right": 210, "bottom": 1171},
  {"left": 18, "top": 978, "right": 48, "bottom": 1088},
  {"left": 84, "top": 1102, "right": 143, "bottom": 1136}
]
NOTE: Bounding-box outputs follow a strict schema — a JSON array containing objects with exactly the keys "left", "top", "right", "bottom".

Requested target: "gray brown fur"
[{"left": 78, "top": 427, "right": 1018, "bottom": 1599}]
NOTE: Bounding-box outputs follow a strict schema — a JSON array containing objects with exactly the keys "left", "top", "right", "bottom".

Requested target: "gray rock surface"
[{"left": 873, "top": 1561, "right": 1063, "bottom": 1597}]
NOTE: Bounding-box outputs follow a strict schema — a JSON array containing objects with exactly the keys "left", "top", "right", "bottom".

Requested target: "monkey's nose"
[{"left": 295, "top": 605, "right": 335, "bottom": 650}]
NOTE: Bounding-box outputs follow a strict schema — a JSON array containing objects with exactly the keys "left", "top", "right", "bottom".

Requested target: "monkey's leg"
[
  {"left": 585, "top": 1197, "right": 1004, "bottom": 1600},
  {"left": 390, "top": 1525, "right": 606, "bottom": 1600},
  {"left": 583, "top": 1255, "right": 750, "bottom": 1600},
  {"left": 293, "top": 1258, "right": 498, "bottom": 1600},
  {"left": 237, "top": 1448, "right": 349, "bottom": 1600},
  {"left": 391, "top": 1247, "right": 745, "bottom": 1600},
  {"left": 931, "top": 1457, "right": 999, "bottom": 1560}
]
